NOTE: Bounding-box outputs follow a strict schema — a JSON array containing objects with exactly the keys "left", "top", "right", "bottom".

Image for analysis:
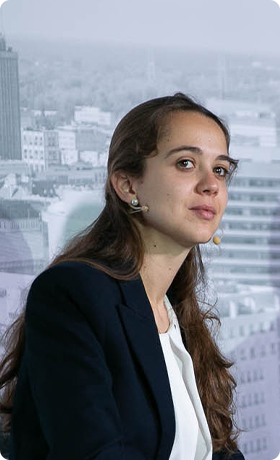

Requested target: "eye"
[
  {"left": 177, "top": 158, "right": 230, "bottom": 179},
  {"left": 214, "top": 166, "right": 230, "bottom": 177},
  {"left": 177, "top": 159, "right": 194, "bottom": 169}
]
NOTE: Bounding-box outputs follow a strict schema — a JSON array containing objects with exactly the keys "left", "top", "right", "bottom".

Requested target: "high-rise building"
[
  {"left": 0, "top": 34, "right": 21, "bottom": 160},
  {"left": 217, "top": 285, "right": 280, "bottom": 460},
  {"left": 203, "top": 159, "right": 280, "bottom": 288}
]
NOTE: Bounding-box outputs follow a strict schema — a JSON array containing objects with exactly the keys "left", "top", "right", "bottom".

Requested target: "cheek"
[
  {"left": 140, "top": 172, "right": 187, "bottom": 209},
  {"left": 158, "top": 187, "right": 179, "bottom": 208},
  {"left": 223, "top": 189, "right": 228, "bottom": 208},
  {"left": 142, "top": 177, "right": 172, "bottom": 202},
  {"left": 164, "top": 182, "right": 188, "bottom": 206},
  {"left": 157, "top": 189, "right": 186, "bottom": 218}
]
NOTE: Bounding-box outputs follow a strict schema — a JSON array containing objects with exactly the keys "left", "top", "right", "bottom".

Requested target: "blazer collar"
[
  {"left": 116, "top": 274, "right": 176, "bottom": 459},
  {"left": 117, "top": 273, "right": 176, "bottom": 318},
  {"left": 117, "top": 273, "right": 154, "bottom": 319},
  {"left": 117, "top": 273, "right": 187, "bottom": 347}
]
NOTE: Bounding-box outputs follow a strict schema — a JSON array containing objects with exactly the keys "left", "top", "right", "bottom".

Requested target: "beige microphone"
[
  {"left": 212, "top": 228, "right": 224, "bottom": 245},
  {"left": 213, "top": 235, "right": 222, "bottom": 245}
]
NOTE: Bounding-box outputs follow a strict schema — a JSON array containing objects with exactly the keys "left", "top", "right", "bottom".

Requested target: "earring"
[
  {"left": 212, "top": 227, "right": 224, "bottom": 245},
  {"left": 129, "top": 197, "right": 149, "bottom": 214}
]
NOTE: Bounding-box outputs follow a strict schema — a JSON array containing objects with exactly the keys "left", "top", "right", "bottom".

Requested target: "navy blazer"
[{"left": 9, "top": 261, "right": 245, "bottom": 459}]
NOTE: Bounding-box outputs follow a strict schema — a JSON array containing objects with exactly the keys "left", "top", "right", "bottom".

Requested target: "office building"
[
  {"left": 203, "top": 159, "right": 280, "bottom": 288},
  {"left": 217, "top": 285, "right": 280, "bottom": 460},
  {"left": 22, "top": 128, "right": 60, "bottom": 171}
]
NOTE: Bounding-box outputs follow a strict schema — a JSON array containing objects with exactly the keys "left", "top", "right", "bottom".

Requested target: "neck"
[{"left": 139, "top": 245, "right": 190, "bottom": 313}]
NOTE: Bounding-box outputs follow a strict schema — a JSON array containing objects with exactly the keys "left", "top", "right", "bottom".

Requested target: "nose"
[{"left": 195, "top": 169, "right": 219, "bottom": 195}]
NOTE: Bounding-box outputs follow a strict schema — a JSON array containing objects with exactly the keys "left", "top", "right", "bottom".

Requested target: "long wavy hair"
[{"left": 0, "top": 93, "right": 241, "bottom": 457}]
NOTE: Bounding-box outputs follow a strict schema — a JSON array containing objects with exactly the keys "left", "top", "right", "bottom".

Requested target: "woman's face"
[{"left": 133, "top": 110, "right": 230, "bottom": 252}]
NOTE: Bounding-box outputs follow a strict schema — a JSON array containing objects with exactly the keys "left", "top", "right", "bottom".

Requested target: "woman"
[{"left": 0, "top": 93, "right": 245, "bottom": 459}]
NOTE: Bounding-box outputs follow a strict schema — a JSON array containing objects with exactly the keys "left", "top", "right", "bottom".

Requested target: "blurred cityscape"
[{"left": 0, "top": 33, "right": 280, "bottom": 459}]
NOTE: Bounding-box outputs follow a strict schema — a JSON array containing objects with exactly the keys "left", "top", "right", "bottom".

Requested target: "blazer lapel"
[{"left": 116, "top": 274, "right": 176, "bottom": 459}]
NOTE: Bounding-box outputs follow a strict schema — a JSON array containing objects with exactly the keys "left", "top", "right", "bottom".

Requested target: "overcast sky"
[{"left": 2, "top": 0, "right": 280, "bottom": 56}]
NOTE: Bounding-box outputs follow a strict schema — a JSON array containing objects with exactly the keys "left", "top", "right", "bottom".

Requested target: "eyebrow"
[{"left": 164, "top": 145, "right": 234, "bottom": 165}]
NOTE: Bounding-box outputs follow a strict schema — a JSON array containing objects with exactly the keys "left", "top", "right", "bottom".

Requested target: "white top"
[{"left": 158, "top": 295, "right": 213, "bottom": 460}]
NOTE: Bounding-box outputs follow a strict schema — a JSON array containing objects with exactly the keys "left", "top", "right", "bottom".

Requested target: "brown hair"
[{"left": 0, "top": 93, "right": 241, "bottom": 456}]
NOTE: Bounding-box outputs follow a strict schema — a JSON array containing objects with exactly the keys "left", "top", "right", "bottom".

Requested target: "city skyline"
[{"left": 0, "top": 4, "right": 280, "bottom": 458}]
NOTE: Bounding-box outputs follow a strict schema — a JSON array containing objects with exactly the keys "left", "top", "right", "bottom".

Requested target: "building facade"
[
  {"left": 57, "top": 124, "right": 110, "bottom": 166},
  {"left": 217, "top": 286, "right": 280, "bottom": 460},
  {"left": 22, "top": 129, "right": 60, "bottom": 171},
  {"left": 204, "top": 160, "right": 280, "bottom": 288}
]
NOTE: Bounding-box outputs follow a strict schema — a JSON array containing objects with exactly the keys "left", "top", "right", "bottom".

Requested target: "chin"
[{"left": 196, "top": 234, "right": 213, "bottom": 245}]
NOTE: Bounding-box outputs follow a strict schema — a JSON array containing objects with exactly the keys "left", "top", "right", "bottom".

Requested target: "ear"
[{"left": 110, "top": 171, "right": 138, "bottom": 204}]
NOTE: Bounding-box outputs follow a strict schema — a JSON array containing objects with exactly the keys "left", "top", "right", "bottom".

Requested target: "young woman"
[{"left": 0, "top": 93, "right": 245, "bottom": 459}]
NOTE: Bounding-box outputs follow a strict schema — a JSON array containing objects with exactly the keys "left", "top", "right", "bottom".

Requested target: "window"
[
  {"left": 260, "top": 345, "right": 266, "bottom": 357},
  {"left": 249, "top": 439, "right": 254, "bottom": 452},
  {"left": 240, "top": 349, "right": 246, "bottom": 360}
]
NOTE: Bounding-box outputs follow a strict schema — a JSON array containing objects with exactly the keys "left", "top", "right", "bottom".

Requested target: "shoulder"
[
  {"left": 27, "top": 261, "right": 121, "bottom": 318},
  {"left": 32, "top": 260, "right": 118, "bottom": 292},
  {"left": 36, "top": 259, "right": 114, "bottom": 282}
]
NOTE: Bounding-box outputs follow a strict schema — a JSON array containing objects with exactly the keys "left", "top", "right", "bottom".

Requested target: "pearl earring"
[{"left": 128, "top": 197, "right": 149, "bottom": 213}]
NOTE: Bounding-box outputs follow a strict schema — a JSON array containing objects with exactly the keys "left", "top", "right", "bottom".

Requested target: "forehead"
[{"left": 158, "top": 110, "right": 227, "bottom": 149}]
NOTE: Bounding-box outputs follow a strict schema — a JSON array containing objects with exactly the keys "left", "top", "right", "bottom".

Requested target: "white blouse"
[{"left": 158, "top": 295, "right": 213, "bottom": 460}]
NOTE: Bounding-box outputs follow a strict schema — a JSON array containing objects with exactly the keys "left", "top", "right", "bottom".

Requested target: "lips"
[{"left": 190, "top": 205, "right": 217, "bottom": 214}]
